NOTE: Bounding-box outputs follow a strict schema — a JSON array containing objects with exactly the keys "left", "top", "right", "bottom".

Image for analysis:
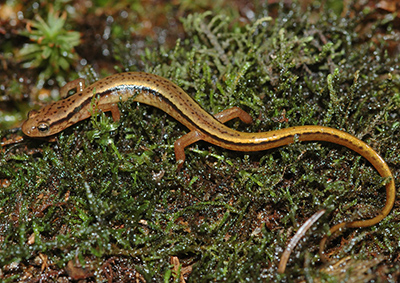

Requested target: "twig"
[{"left": 278, "top": 209, "right": 326, "bottom": 273}]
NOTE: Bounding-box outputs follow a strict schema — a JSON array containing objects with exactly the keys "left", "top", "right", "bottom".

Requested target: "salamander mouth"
[
  {"left": 21, "top": 121, "right": 46, "bottom": 137},
  {"left": 21, "top": 120, "right": 32, "bottom": 136}
]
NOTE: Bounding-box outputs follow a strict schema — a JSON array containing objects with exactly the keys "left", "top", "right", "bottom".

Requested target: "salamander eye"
[{"left": 37, "top": 122, "right": 50, "bottom": 133}]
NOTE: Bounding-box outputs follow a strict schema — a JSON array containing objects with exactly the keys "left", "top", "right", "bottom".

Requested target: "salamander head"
[{"left": 21, "top": 104, "right": 67, "bottom": 137}]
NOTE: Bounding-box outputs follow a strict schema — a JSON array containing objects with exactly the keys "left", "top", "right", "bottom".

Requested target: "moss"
[{"left": 1, "top": 0, "right": 400, "bottom": 281}]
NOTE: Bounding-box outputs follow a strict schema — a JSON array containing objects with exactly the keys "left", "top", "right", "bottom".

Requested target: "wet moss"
[{"left": 1, "top": 0, "right": 400, "bottom": 281}]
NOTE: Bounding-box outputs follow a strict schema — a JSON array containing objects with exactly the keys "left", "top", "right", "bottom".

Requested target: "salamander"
[{"left": 20, "top": 72, "right": 396, "bottom": 246}]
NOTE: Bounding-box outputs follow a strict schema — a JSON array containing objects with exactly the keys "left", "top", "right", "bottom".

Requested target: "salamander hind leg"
[
  {"left": 213, "top": 107, "right": 253, "bottom": 124},
  {"left": 174, "top": 130, "right": 204, "bottom": 171}
]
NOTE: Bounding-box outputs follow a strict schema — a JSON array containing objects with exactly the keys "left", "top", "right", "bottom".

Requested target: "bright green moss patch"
[{"left": 1, "top": 1, "right": 400, "bottom": 281}]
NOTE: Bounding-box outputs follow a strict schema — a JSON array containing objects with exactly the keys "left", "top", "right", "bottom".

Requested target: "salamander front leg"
[
  {"left": 98, "top": 103, "right": 121, "bottom": 121},
  {"left": 60, "top": 78, "right": 86, "bottom": 98}
]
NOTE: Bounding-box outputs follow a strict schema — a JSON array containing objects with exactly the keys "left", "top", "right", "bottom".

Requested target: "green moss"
[
  {"left": 1, "top": 0, "right": 400, "bottom": 281},
  {"left": 18, "top": 8, "right": 81, "bottom": 84}
]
